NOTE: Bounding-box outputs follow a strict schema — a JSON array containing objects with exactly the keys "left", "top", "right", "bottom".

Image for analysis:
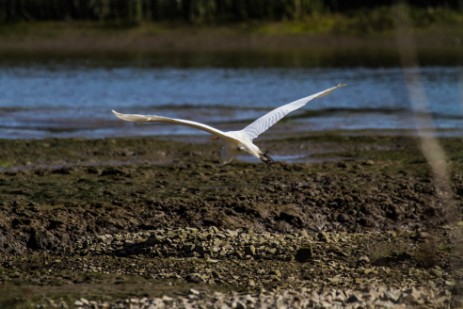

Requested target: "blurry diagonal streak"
[{"left": 394, "top": 2, "right": 462, "bottom": 304}]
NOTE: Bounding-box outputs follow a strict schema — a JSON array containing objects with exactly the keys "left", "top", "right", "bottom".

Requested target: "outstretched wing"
[
  {"left": 240, "top": 84, "right": 345, "bottom": 140},
  {"left": 112, "top": 110, "right": 236, "bottom": 141}
]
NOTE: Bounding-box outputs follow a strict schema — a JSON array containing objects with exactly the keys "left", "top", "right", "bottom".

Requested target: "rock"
[
  {"left": 317, "top": 232, "right": 330, "bottom": 243},
  {"left": 384, "top": 290, "right": 400, "bottom": 302},
  {"left": 183, "top": 243, "right": 196, "bottom": 252},
  {"left": 232, "top": 300, "right": 246, "bottom": 309},
  {"left": 74, "top": 300, "right": 83, "bottom": 306},
  {"left": 248, "top": 279, "right": 256, "bottom": 287},
  {"left": 245, "top": 244, "right": 256, "bottom": 256},
  {"left": 295, "top": 246, "right": 313, "bottom": 262},
  {"left": 357, "top": 255, "right": 370, "bottom": 266},
  {"left": 267, "top": 247, "right": 277, "bottom": 255}
]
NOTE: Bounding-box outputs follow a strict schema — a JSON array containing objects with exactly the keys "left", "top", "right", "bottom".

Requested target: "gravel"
[{"left": 69, "top": 285, "right": 451, "bottom": 309}]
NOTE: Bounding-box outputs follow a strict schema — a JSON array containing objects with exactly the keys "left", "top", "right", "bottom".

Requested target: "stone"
[
  {"left": 295, "top": 247, "right": 313, "bottom": 262},
  {"left": 245, "top": 244, "right": 256, "bottom": 256}
]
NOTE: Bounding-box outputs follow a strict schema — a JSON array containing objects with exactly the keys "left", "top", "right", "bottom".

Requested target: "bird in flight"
[{"left": 113, "top": 84, "right": 345, "bottom": 166}]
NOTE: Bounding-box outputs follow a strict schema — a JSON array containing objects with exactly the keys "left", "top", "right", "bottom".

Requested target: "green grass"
[
  {"left": 0, "top": 160, "right": 13, "bottom": 168},
  {"left": 0, "top": 5, "right": 462, "bottom": 37}
]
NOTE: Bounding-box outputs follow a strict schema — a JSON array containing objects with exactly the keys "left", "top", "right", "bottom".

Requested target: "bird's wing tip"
[
  {"left": 112, "top": 110, "right": 126, "bottom": 118},
  {"left": 337, "top": 83, "right": 347, "bottom": 88},
  {"left": 112, "top": 110, "right": 127, "bottom": 120}
]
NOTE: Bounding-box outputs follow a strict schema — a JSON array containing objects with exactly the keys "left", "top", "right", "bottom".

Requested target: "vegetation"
[{"left": 0, "top": 0, "right": 461, "bottom": 26}]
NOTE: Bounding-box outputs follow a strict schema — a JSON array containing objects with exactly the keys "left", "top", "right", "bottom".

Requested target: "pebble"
[
  {"left": 63, "top": 228, "right": 454, "bottom": 309},
  {"left": 76, "top": 227, "right": 314, "bottom": 261},
  {"left": 66, "top": 285, "right": 450, "bottom": 309}
]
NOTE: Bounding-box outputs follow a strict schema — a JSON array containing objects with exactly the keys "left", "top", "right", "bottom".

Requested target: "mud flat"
[{"left": 0, "top": 134, "right": 462, "bottom": 308}]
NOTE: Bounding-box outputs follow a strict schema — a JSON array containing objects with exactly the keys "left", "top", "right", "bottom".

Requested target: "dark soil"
[{"left": 0, "top": 135, "right": 462, "bottom": 307}]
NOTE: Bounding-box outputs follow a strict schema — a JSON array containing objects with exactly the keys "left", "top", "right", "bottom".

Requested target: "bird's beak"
[{"left": 260, "top": 152, "right": 275, "bottom": 168}]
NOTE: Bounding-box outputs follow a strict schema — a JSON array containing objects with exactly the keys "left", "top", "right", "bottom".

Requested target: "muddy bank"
[
  {"left": 0, "top": 135, "right": 462, "bottom": 307},
  {"left": 0, "top": 23, "right": 462, "bottom": 67}
]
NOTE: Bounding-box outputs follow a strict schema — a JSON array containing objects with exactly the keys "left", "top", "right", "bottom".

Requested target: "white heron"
[{"left": 113, "top": 84, "right": 345, "bottom": 166}]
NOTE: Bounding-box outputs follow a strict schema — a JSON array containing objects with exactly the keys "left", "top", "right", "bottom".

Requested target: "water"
[{"left": 0, "top": 65, "right": 462, "bottom": 139}]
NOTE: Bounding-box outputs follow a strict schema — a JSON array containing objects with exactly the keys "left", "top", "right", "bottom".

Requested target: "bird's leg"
[{"left": 260, "top": 151, "right": 275, "bottom": 167}]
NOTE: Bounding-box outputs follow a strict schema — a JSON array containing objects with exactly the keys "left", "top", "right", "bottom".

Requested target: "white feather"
[
  {"left": 112, "top": 110, "right": 239, "bottom": 143},
  {"left": 241, "top": 83, "right": 346, "bottom": 140}
]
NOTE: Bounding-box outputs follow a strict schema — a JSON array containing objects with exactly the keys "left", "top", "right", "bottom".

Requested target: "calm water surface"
[{"left": 0, "top": 65, "right": 462, "bottom": 139}]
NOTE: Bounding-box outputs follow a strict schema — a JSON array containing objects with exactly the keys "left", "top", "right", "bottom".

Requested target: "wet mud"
[{"left": 0, "top": 135, "right": 462, "bottom": 307}]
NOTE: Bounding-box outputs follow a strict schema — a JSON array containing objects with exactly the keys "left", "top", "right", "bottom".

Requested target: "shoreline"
[{"left": 0, "top": 22, "right": 462, "bottom": 66}]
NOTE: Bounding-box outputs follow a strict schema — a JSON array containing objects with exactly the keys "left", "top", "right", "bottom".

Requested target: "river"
[{"left": 0, "top": 64, "right": 462, "bottom": 139}]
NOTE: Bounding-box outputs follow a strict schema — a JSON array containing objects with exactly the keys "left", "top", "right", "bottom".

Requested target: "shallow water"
[{"left": 0, "top": 65, "right": 462, "bottom": 139}]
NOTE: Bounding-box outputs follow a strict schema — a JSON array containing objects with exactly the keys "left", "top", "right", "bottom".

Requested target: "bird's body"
[{"left": 113, "top": 84, "right": 345, "bottom": 166}]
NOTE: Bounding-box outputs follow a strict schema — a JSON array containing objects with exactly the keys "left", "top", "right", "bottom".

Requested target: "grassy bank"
[
  {"left": 0, "top": 6, "right": 462, "bottom": 67},
  {"left": 2, "top": 4, "right": 463, "bottom": 36},
  {"left": 0, "top": 5, "right": 462, "bottom": 67},
  {"left": 0, "top": 18, "right": 462, "bottom": 67}
]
